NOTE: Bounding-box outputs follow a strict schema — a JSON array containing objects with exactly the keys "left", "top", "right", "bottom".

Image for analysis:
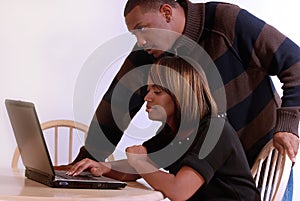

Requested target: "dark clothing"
[
  {"left": 173, "top": 1, "right": 300, "bottom": 166},
  {"left": 78, "top": 1, "right": 300, "bottom": 167},
  {"left": 143, "top": 116, "right": 261, "bottom": 201}
]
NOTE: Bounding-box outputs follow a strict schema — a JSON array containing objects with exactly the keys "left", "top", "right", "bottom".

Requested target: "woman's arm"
[{"left": 126, "top": 146, "right": 205, "bottom": 201}]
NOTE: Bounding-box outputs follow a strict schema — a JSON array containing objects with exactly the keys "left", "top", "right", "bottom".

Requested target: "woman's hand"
[
  {"left": 126, "top": 145, "right": 148, "bottom": 166},
  {"left": 66, "top": 158, "right": 111, "bottom": 176}
]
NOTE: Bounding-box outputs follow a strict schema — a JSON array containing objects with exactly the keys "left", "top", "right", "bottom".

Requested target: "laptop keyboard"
[{"left": 55, "top": 170, "right": 99, "bottom": 180}]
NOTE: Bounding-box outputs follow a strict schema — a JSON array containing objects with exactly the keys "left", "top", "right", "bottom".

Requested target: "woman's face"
[{"left": 144, "top": 80, "right": 176, "bottom": 127}]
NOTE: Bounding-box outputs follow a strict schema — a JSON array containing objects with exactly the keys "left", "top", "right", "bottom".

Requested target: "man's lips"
[
  {"left": 144, "top": 46, "right": 156, "bottom": 54},
  {"left": 144, "top": 48, "right": 153, "bottom": 54}
]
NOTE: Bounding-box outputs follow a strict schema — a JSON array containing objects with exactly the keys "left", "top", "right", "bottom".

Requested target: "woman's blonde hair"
[{"left": 149, "top": 56, "right": 218, "bottom": 126}]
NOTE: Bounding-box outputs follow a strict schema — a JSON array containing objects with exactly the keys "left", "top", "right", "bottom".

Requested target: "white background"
[{"left": 0, "top": 0, "right": 299, "bottom": 200}]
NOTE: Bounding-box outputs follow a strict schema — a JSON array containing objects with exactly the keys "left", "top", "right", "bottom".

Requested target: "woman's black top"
[{"left": 143, "top": 116, "right": 261, "bottom": 201}]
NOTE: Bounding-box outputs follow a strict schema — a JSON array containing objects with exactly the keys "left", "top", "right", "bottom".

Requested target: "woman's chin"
[{"left": 148, "top": 114, "right": 166, "bottom": 122}]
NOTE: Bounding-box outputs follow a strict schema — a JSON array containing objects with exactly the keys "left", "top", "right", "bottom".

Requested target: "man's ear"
[{"left": 160, "top": 4, "right": 172, "bottom": 23}]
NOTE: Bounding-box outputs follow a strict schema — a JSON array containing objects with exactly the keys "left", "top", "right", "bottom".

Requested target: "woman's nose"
[{"left": 144, "top": 92, "right": 152, "bottom": 102}]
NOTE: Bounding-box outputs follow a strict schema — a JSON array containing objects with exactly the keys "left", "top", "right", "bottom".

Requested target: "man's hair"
[{"left": 124, "top": 0, "right": 179, "bottom": 17}]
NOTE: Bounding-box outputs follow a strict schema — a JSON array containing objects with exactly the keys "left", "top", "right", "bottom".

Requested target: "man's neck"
[{"left": 173, "top": 5, "right": 186, "bottom": 34}]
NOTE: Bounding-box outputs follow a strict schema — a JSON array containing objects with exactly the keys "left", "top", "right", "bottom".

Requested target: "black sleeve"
[
  {"left": 84, "top": 49, "right": 154, "bottom": 161},
  {"left": 181, "top": 118, "right": 237, "bottom": 184}
]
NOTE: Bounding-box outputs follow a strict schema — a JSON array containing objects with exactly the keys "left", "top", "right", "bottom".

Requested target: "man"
[{"left": 71, "top": 0, "right": 300, "bottom": 200}]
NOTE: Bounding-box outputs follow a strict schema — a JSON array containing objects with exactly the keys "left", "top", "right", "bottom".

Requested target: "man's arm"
[
  {"left": 236, "top": 8, "right": 300, "bottom": 161},
  {"left": 81, "top": 48, "right": 154, "bottom": 162}
]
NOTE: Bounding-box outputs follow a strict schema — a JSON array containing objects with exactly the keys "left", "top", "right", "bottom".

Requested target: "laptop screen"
[{"left": 6, "top": 99, "right": 55, "bottom": 176}]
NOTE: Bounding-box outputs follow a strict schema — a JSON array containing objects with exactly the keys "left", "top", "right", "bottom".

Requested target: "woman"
[{"left": 67, "top": 56, "right": 260, "bottom": 201}]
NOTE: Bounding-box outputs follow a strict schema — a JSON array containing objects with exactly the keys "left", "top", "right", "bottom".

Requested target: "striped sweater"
[{"left": 83, "top": 0, "right": 300, "bottom": 167}]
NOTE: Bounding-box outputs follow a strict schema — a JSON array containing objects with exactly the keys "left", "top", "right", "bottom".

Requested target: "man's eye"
[
  {"left": 136, "top": 27, "right": 146, "bottom": 33},
  {"left": 131, "top": 27, "right": 146, "bottom": 36},
  {"left": 140, "top": 27, "right": 145, "bottom": 32}
]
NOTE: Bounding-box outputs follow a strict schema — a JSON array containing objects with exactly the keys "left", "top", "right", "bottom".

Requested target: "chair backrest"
[
  {"left": 251, "top": 139, "right": 292, "bottom": 201},
  {"left": 11, "top": 119, "right": 88, "bottom": 168}
]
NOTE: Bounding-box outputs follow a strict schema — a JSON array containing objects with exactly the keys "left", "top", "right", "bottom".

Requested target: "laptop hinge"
[{"left": 25, "top": 168, "right": 54, "bottom": 187}]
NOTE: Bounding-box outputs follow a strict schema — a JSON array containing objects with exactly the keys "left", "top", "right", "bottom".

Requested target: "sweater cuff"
[{"left": 274, "top": 109, "right": 299, "bottom": 136}]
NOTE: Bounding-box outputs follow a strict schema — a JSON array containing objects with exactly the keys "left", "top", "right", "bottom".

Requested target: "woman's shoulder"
[{"left": 198, "top": 113, "right": 239, "bottom": 143}]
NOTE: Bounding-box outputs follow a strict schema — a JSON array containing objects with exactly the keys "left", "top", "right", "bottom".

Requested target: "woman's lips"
[{"left": 145, "top": 106, "right": 152, "bottom": 113}]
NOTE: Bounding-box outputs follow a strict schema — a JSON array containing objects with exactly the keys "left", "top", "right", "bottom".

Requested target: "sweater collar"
[{"left": 172, "top": 0, "right": 205, "bottom": 55}]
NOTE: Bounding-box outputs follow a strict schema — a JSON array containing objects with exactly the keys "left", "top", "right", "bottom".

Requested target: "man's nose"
[{"left": 136, "top": 35, "right": 147, "bottom": 48}]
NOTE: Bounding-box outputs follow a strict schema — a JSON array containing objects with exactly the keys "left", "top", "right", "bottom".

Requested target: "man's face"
[{"left": 125, "top": 5, "right": 180, "bottom": 58}]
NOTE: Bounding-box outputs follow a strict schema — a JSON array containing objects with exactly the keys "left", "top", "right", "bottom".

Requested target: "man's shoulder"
[{"left": 203, "top": 1, "right": 241, "bottom": 17}]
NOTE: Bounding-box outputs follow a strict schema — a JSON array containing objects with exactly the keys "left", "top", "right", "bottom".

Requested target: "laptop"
[{"left": 5, "top": 99, "right": 127, "bottom": 189}]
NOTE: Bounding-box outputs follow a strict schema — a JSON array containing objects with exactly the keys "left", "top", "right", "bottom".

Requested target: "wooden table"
[{"left": 0, "top": 168, "right": 164, "bottom": 201}]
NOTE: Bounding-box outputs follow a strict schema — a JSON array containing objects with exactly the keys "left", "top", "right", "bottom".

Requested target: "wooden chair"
[
  {"left": 12, "top": 119, "right": 115, "bottom": 168},
  {"left": 251, "top": 139, "right": 292, "bottom": 201},
  {"left": 11, "top": 120, "right": 89, "bottom": 168}
]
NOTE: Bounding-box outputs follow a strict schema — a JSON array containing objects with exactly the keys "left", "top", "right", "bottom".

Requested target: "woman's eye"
[{"left": 154, "top": 90, "right": 162, "bottom": 95}]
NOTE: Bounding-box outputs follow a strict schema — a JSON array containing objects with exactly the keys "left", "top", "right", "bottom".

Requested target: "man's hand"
[
  {"left": 273, "top": 132, "right": 300, "bottom": 163},
  {"left": 66, "top": 158, "right": 111, "bottom": 176},
  {"left": 126, "top": 145, "right": 148, "bottom": 166}
]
